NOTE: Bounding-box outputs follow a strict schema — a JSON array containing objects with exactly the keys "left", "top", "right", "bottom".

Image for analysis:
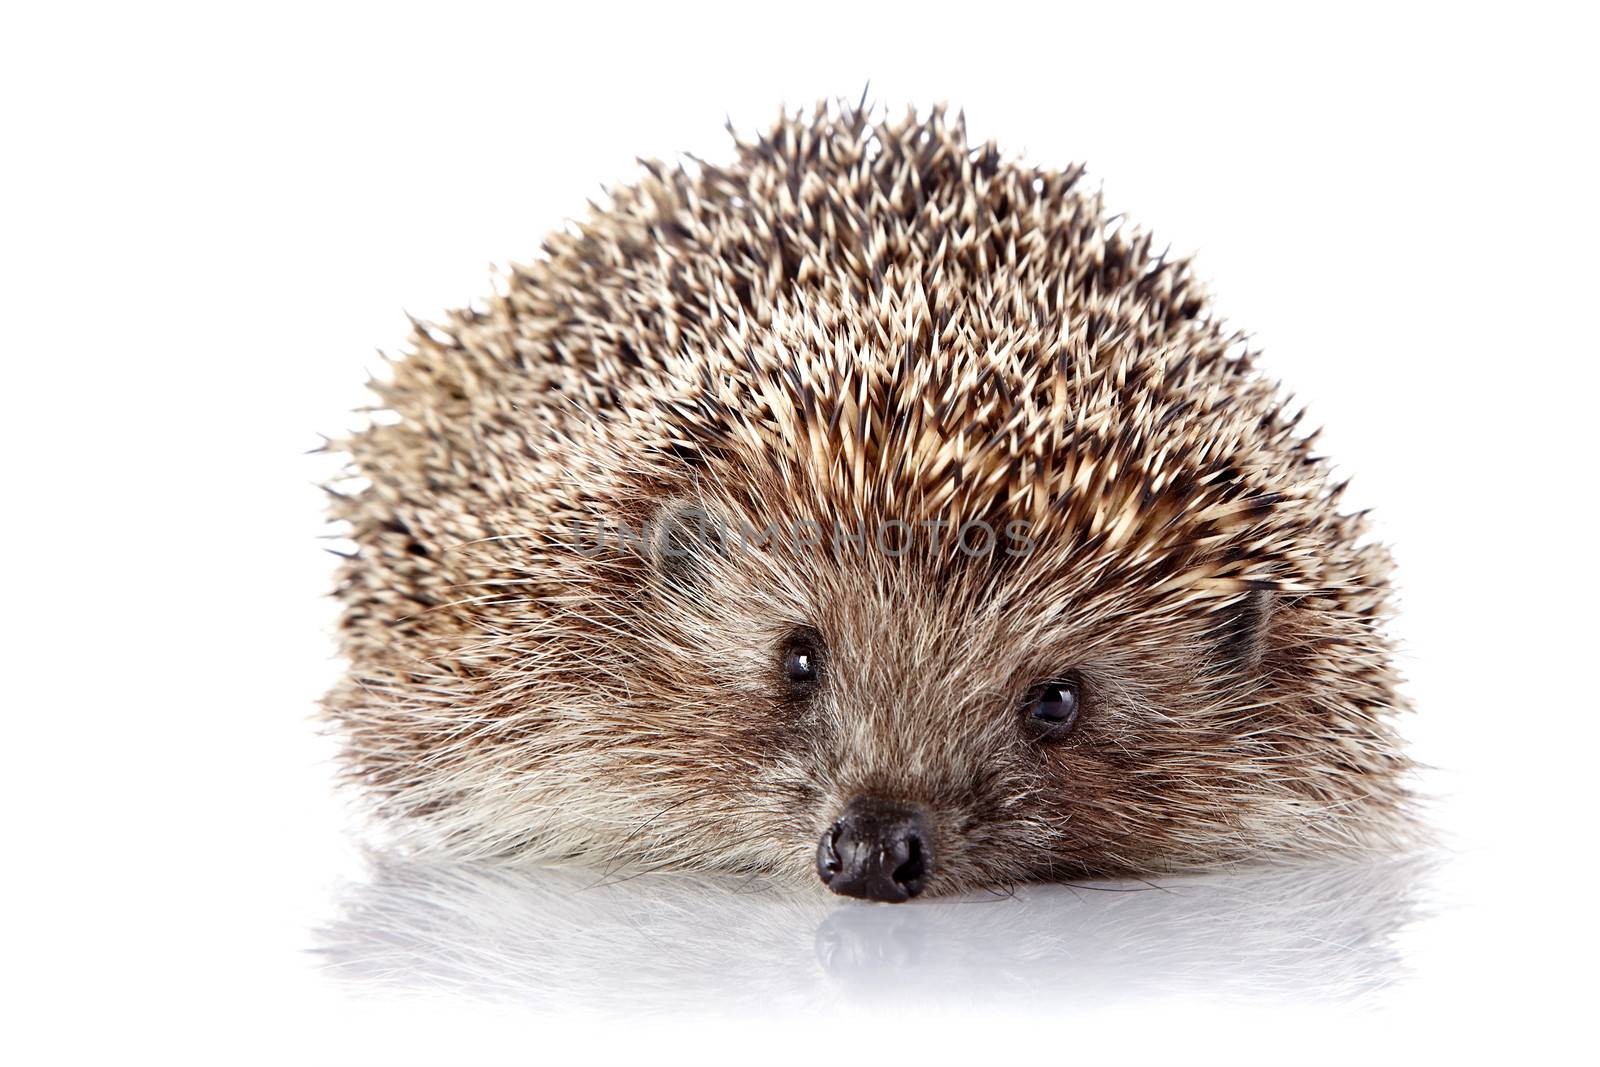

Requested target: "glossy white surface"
[
  {"left": 5, "top": 3, "right": 1595, "bottom": 1063},
  {"left": 317, "top": 856, "right": 1442, "bottom": 1011}
]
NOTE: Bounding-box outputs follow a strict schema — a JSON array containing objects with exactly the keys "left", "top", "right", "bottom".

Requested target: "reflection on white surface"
[{"left": 315, "top": 853, "right": 1442, "bottom": 1013}]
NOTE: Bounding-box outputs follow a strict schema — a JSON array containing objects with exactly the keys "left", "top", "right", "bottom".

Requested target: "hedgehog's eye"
[
  {"left": 1023, "top": 676, "right": 1081, "bottom": 737},
  {"left": 777, "top": 633, "right": 819, "bottom": 684},
  {"left": 784, "top": 643, "right": 819, "bottom": 684}
]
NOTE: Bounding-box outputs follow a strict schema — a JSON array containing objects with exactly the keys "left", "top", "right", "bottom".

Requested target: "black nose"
[{"left": 816, "top": 799, "right": 931, "bottom": 902}]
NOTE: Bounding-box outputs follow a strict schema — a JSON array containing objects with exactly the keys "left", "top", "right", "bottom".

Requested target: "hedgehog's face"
[{"left": 613, "top": 489, "right": 1341, "bottom": 902}]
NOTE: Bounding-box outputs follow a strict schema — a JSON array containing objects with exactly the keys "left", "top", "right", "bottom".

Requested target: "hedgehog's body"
[{"left": 328, "top": 106, "right": 1412, "bottom": 900}]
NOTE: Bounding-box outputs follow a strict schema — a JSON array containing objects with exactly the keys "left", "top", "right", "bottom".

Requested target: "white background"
[{"left": 5, "top": 2, "right": 1596, "bottom": 1063}]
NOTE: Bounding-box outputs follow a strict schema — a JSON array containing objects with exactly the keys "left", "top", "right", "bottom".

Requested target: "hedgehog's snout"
[{"left": 816, "top": 798, "right": 931, "bottom": 903}]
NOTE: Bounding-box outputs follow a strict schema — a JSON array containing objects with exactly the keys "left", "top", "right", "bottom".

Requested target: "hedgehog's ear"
[
  {"left": 646, "top": 499, "right": 730, "bottom": 587},
  {"left": 1217, "top": 587, "right": 1276, "bottom": 672}
]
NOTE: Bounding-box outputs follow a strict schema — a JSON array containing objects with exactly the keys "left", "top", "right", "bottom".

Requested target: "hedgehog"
[{"left": 325, "top": 102, "right": 1415, "bottom": 902}]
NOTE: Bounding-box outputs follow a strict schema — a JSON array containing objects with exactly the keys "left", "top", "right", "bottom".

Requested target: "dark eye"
[
  {"left": 783, "top": 640, "right": 820, "bottom": 684},
  {"left": 1024, "top": 677, "right": 1081, "bottom": 735}
]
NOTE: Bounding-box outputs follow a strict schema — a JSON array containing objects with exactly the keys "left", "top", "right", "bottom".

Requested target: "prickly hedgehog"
[{"left": 326, "top": 102, "right": 1414, "bottom": 902}]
